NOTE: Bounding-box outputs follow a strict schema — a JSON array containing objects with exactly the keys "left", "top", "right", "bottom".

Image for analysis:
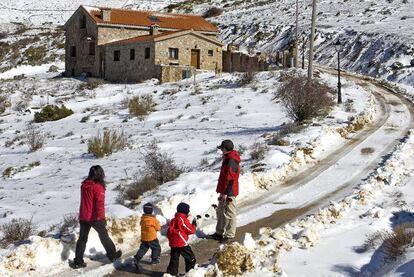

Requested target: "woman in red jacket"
[{"left": 70, "top": 165, "right": 122, "bottom": 269}]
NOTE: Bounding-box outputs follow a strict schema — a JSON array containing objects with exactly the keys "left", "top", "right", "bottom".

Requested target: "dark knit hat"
[
  {"left": 143, "top": 203, "right": 154, "bottom": 214},
  {"left": 177, "top": 202, "right": 190, "bottom": 215},
  {"left": 217, "top": 139, "right": 234, "bottom": 151}
]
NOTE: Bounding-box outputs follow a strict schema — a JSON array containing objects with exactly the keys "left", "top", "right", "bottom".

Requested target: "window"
[
  {"left": 70, "top": 46, "right": 76, "bottom": 57},
  {"left": 145, "top": 47, "right": 150, "bottom": 59},
  {"left": 208, "top": 50, "right": 214, "bottom": 56},
  {"left": 168, "top": 48, "right": 179, "bottom": 59},
  {"left": 80, "top": 16, "right": 86, "bottom": 29},
  {"left": 114, "top": 50, "right": 120, "bottom": 61},
  {"left": 89, "top": 42, "right": 95, "bottom": 55},
  {"left": 130, "top": 49, "right": 135, "bottom": 60}
]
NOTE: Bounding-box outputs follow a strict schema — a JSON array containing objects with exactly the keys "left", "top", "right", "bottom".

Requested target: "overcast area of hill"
[{"left": 1, "top": 0, "right": 414, "bottom": 277}]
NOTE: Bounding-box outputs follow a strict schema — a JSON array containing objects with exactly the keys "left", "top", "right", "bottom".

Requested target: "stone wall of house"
[
  {"left": 65, "top": 8, "right": 100, "bottom": 77},
  {"left": 155, "top": 65, "right": 192, "bottom": 83},
  {"left": 155, "top": 33, "right": 222, "bottom": 71},
  {"left": 103, "top": 41, "right": 158, "bottom": 82},
  {"left": 97, "top": 26, "right": 150, "bottom": 45}
]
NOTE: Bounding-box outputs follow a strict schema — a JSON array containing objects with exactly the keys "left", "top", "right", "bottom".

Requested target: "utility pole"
[
  {"left": 308, "top": 0, "right": 317, "bottom": 80},
  {"left": 295, "top": 0, "right": 299, "bottom": 68}
]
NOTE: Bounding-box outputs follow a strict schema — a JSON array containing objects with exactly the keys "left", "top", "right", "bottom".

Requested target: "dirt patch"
[{"left": 361, "top": 147, "right": 375, "bottom": 155}]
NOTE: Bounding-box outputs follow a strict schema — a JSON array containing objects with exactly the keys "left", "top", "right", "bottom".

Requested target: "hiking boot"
[
  {"left": 208, "top": 233, "right": 223, "bottom": 241},
  {"left": 69, "top": 260, "right": 87, "bottom": 269},
  {"left": 133, "top": 256, "right": 141, "bottom": 269},
  {"left": 220, "top": 236, "right": 235, "bottom": 244},
  {"left": 151, "top": 259, "right": 160, "bottom": 265},
  {"left": 108, "top": 250, "right": 122, "bottom": 262}
]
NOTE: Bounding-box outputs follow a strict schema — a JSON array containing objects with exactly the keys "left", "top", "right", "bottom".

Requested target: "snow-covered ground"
[
  {"left": 1, "top": 0, "right": 413, "bottom": 85},
  {"left": 1, "top": 0, "right": 414, "bottom": 276},
  {"left": 0, "top": 60, "right": 381, "bottom": 275}
]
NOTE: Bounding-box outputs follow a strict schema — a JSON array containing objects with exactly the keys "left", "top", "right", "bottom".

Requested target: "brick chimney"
[
  {"left": 101, "top": 8, "right": 111, "bottom": 22},
  {"left": 150, "top": 24, "right": 159, "bottom": 36}
]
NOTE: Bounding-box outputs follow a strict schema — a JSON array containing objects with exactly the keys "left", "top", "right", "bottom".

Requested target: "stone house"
[{"left": 64, "top": 6, "right": 223, "bottom": 82}]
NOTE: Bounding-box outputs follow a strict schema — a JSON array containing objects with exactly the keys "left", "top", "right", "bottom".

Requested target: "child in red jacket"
[{"left": 166, "top": 202, "right": 197, "bottom": 276}]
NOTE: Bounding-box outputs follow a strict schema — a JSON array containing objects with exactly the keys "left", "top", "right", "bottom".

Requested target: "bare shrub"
[
  {"left": 344, "top": 98, "right": 355, "bottom": 112},
  {"left": 78, "top": 78, "right": 104, "bottom": 90},
  {"left": 239, "top": 68, "right": 256, "bottom": 85},
  {"left": 25, "top": 123, "right": 45, "bottom": 152},
  {"left": 359, "top": 223, "right": 414, "bottom": 258},
  {"left": 0, "top": 218, "right": 37, "bottom": 247},
  {"left": 24, "top": 46, "right": 47, "bottom": 66},
  {"left": 203, "top": 7, "right": 223, "bottom": 18},
  {"left": 250, "top": 142, "right": 268, "bottom": 160},
  {"left": 381, "top": 223, "right": 414, "bottom": 258},
  {"left": 48, "top": 65, "right": 59, "bottom": 73},
  {"left": 117, "top": 142, "right": 185, "bottom": 205},
  {"left": 87, "top": 129, "right": 128, "bottom": 158},
  {"left": 123, "top": 176, "right": 159, "bottom": 201},
  {"left": 199, "top": 157, "right": 210, "bottom": 167},
  {"left": 268, "top": 123, "right": 304, "bottom": 145},
  {"left": 128, "top": 95, "right": 157, "bottom": 120},
  {"left": 0, "top": 95, "right": 11, "bottom": 114},
  {"left": 359, "top": 231, "right": 388, "bottom": 253},
  {"left": 275, "top": 74, "right": 334, "bottom": 122},
  {"left": 59, "top": 214, "right": 78, "bottom": 234},
  {"left": 2, "top": 167, "right": 13, "bottom": 178},
  {"left": 142, "top": 142, "right": 185, "bottom": 184},
  {"left": 14, "top": 94, "right": 32, "bottom": 112}
]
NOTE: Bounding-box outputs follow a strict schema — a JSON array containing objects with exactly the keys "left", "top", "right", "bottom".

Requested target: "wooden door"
[{"left": 191, "top": 49, "right": 200, "bottom": 69}]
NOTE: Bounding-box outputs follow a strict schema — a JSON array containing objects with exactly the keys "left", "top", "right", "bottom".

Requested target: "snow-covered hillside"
[
  {"left": 1, "top": 0, "right": 414, "bottom": 276},
  {"left": 166, "top": 0, "right": 414, "bottom": 86},
  {"left": 1, "top": 0, "right": 413, "bottom": 84},
  {"left": 0, "top": 0, "right": 182, "bottom": 25}
]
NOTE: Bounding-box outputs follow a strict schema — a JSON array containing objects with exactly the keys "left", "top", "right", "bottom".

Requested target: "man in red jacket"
[
  {"left": 71, "top": 165, "right": 122, "bottom": 269},
  {"left": 210, "top": 140, "right": 241, "bottom": 243},
  {"left": 166, "top": 202, "right": 197, "bottom": 276}
]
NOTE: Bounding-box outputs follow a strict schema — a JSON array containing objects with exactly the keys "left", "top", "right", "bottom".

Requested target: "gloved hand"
[{"left": 192, "top": 218, "right": 197, "bottom": 227}]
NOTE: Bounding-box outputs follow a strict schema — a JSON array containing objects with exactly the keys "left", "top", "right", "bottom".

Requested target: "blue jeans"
[{"left": 135, "top": 239, "right": 161, "bottom": 261}]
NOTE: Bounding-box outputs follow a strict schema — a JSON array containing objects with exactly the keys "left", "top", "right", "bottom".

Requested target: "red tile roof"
[{"left": 82, "top": 6, "right": 219, "bottom": 33}]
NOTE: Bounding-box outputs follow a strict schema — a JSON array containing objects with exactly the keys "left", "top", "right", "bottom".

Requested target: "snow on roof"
[{"left": 81, "top": 5, "right": 100, "bottom": 13}]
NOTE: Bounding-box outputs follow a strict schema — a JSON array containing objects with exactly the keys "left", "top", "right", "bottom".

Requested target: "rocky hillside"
[
  {"left": 166, "top": 0, "right": 414, "bottom": 85},
  {"left": 0, "top": 0, "right": 413, "bottom": 85}
]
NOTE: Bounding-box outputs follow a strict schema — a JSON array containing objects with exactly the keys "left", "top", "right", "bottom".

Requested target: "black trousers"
[
  {"left": 74, "top": 220, "right": 117, "bottom": 264},
  {"left": 166, "top": 246, "right": 196, "bottom": 276},
  {"left": 135, "top": 239, "right": 161, "bottom": 261}
]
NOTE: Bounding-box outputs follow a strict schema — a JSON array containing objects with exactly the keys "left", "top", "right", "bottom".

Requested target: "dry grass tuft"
[
  {"left": 128, "top": 95, "right": 157, "bottom": 120},
  {"left": 87, "top": 129, "right": 128, "bottom": 158},
  {"left": 216, "top": 242, "right": 255, "bottom": 276}
]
